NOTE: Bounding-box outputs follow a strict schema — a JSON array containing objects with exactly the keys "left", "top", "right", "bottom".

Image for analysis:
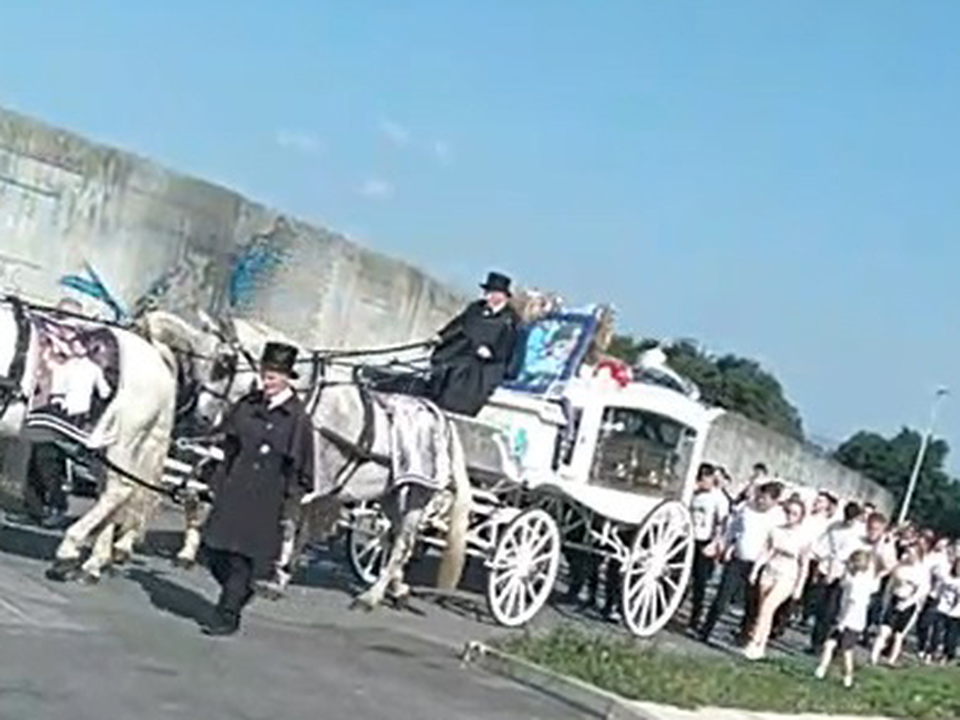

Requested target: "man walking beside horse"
[{"left": 200, "top": 342, "right": 314, "bottom": 637}]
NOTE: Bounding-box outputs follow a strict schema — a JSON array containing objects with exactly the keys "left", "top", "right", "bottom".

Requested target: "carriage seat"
[{"left": 355, "top": 365, "right": 432, "bottom": 396}]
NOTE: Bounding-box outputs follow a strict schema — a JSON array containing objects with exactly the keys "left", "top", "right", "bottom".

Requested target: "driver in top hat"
[
  {"left": 200, "top": 341, "right": 314, "bottom": 637},
  {"left": 427, "top": 271, "right": 520, "bottom": 417}
]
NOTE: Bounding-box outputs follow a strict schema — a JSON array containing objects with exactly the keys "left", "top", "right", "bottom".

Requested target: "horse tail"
[{"left": 435, "top": 420, "right": 472, "bottom": 591}]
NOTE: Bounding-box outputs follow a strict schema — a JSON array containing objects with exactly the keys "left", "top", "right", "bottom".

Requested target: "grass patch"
[{"left": 498, "top": 627, "right": 960, "bottom": 719}]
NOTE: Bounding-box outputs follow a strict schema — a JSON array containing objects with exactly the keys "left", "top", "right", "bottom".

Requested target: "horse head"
[
  {"left": 192, "top": 309, "right": 260, "bottom": 425},
  {"left": 140, "top": 309, "right": 248, "bottom": 430}
]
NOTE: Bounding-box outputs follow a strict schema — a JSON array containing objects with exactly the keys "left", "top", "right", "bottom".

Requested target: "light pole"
[{"left": 897, "top": 386, "right": 950, "bottom": 526}]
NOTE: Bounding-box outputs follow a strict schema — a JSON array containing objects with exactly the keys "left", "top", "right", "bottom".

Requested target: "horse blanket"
[
  {"left": 376, "top": 393, "right": 451, "bottom": 491},
  {"left": 25, "top": 313, "right": 120, "bottom": 445}
]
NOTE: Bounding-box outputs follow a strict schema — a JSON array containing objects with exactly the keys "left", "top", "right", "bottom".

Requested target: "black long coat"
[
  {"left": 429, "top": 300, "right": 520, "bottom": 416},
  {"left": 203, "top": 390, "right": 314, "bottom": 577}
]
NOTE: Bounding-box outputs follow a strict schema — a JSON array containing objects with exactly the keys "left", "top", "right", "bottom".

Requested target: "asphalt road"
[
  {"left": 0, "top": 516, "right": 587, "bottom": 720},
  {"left": 0, "top": 500, "right": 815, "bottom": 720}
]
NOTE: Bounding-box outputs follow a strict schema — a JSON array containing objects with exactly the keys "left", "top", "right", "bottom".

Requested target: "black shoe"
[
  {"left": 202, "top": 623, "right": 239, "bottom": 637},
  {"left": 202, "top": 612, "right": 240, "bottom": 637}
]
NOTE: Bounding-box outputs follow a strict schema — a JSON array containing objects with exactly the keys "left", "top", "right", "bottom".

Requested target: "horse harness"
[{"left": 310, "top": 372, "right": 390, "bottom": 496}]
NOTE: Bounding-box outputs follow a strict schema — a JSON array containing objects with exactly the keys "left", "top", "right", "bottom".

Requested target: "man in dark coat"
[
  {"left": 201, "top": 342, "right": 314, "bottom": 637},
  {"left": 428, "top": 271, "right": 520, "bottom": 417}
]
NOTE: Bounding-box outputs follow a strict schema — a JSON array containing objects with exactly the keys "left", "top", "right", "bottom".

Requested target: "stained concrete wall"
[
  {"left": 703, "top": 412, "right": 894, "bottom": 514},
  {"left": 0, "top": 106, "right": 467, "bottom": 505},
  {"left": 0, "top": 107, "right": 466, "bottom": 346}
]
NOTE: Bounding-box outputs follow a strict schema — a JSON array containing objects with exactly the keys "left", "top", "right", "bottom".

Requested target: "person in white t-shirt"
[
  {"left": 815, "top": 549, "right": 879, "bottom": 688},
  {"left": 870, "top": 543, "right": 928, "bottom": 666},
  {"left": 687, "top": 463, "right": 730, "bottom": 632},
  {"left": 920, "top": 557, "right": 960, "bottom": 665},
  {"left": 698, "top": 481, "right": 785, "bottom": 645},
  {"left": 743, "top": 497, "right": 811, "bottom": 660},
  {"left": 809, "top": 502, "right": 864, "bottom": 653},
  {"left": 916, "top": 536, "right": 951, "bottom": 657}
]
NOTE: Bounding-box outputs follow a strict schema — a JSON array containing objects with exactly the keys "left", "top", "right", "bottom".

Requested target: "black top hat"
[
  {"left": 260, "top": 342, "right": 299, "bottom": 379},
  {"left": 480, "top": 271, "right": 512, "bottom": 296}
]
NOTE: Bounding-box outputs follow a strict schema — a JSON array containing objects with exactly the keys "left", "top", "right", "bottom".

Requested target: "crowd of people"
[{"left": 687, "top": 461, "right": 960, "bottom": 688}]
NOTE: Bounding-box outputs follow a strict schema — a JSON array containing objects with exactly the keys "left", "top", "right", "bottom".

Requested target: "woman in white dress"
[{"left": 743, "top": 497, "right": 810, "bottom": 660}]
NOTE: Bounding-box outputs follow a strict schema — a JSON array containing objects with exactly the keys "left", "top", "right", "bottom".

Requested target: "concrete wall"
[
  {"left": 703, "top": 411, "right": 894, "bottom": 514},
  {"left": 0, "top": 107, "right": 466, "bottom": 345},
  {"left": 0, "top": 106, "right": 467, "bottom": 504}
]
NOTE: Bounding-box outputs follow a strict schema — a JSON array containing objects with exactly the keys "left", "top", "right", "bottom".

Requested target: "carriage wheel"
[
  {"left": 620, "top": 500, "right": 694, "bottom": 638},
  {"left": 346, "top": 502, "right": 391, "bottom": 586},
  {"left": 486, "top": 508, "right": 561, "bottom": 628}
]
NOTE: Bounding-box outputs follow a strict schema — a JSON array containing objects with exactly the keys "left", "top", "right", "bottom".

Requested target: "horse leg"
[
  {"left": 48, "top": 479, "right": 133, "bottom": 582},
  {"left": 353, "top": 509, "right": 421, "bottom": 611},
  {"left": 79, "top": 522, "right": 117, "bottom": 584},
  {"left": 112, "top": 526, "right": 137, "bottom": 565},
  {"left": 256, "top": 519, "right": 299, "bottom": 601},
  {"left": 389, "top": 490, "right": 444, "bottom": 603},
  {"left": 175, "top": 492, "right": 207, "bottom": 569},
  {"left": 81, "top": 482, "right": 144, "bottom": 581},
  {"left": 353, "top": 488, "right": 426, "bottom": 612}
]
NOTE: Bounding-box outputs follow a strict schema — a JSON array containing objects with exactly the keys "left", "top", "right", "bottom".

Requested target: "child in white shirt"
[
  {"left": 815, "top": 549, "right": 878, "bottom": 688},
  {"left": 870, "top": 543, "right": 928, "bottom": 666}
]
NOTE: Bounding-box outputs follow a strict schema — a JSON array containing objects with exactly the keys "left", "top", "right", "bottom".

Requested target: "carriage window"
[{"left": 589, "top": 406, "right": 696, "bottom": 498}]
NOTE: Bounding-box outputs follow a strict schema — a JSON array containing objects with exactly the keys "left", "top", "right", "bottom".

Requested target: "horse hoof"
[
  {"left": 112, "top": 552, "right": 131, "bottom": 566},
  {"left": 389, "top": 593, "right": 411, "bottom": 611},
  {"left": 349, "top": 597, "right": 376, "bottom": 613},
  {"left": 45, "top": 559, "right": 81, "bottom": 583},
  {"left": 255, "top": 582, "right": 285, "bottom": 601},
  {"left": 78, "top": 571, "right": 101, "bottom": 586},
  {"left": 173, "top": 557, "right": 196, "bottom": 571}
]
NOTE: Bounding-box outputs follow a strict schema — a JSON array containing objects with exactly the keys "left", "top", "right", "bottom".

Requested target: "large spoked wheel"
[
  {"left": 486, "top": 508, "right": 561, "bottom": 628},
  {"left": 346, "top": 502, "right": 391, "bottom": 586},
  {"left": 620, "top": 500, "right": 694, "bottom": 638}
]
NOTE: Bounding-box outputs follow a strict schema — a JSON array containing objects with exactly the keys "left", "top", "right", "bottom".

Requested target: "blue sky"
[{"left": 1, "top": 1, "right": 959, "bottom": 462}]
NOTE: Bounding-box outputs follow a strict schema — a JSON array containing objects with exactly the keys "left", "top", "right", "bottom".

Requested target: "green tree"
[
  {"left": 608, "top": 335, "right": 804, "bottom": 439},
  {"left": 834, "top": 428, "right": 960, "bottom": 536}
]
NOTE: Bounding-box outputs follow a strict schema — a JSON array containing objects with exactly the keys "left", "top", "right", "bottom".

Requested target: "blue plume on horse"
[{"left": 59, "top": 262, "right": 128, "bottom": 322}]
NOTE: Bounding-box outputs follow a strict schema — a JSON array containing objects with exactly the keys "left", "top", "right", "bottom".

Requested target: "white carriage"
[{"left": 345, "top": 306, "right": 723, "bottom": 637}]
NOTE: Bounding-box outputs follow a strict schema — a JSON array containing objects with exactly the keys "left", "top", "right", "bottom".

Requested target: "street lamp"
[{"left": 897, "top": 386, "right": 950, "bottom": 526}]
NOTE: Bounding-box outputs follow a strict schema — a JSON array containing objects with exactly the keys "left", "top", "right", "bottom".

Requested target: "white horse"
[
  {"left": 136, "top": 309, "right": 308, "bottom": 568},
  {"left": 0, "top": 297, "right": 176, "bottom": 583},
  {"left": 140, "top": 310, "right": 472, "bottom": 609}
]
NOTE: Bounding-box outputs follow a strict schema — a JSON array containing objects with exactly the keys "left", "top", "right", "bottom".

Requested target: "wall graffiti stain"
[{"left": 226, "top": 216, "right": 292, "bottom": 311}]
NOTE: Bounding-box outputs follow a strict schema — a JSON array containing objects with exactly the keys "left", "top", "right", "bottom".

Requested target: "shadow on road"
[
  {"left": 125, "top": 567, "right": 215, "bottom": 628},
  {"left": 0, "top": 523, "right": 60, "bottom": 562}
]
